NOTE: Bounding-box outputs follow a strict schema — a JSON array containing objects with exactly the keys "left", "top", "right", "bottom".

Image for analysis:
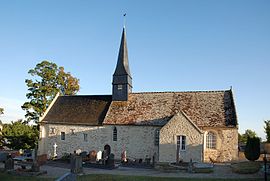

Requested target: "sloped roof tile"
[
  {"left": 103, "top": 90, "right": 237, "bottom": 127},
  {"left": 42, "top": 95, "right": 111, "bottom": 125}
]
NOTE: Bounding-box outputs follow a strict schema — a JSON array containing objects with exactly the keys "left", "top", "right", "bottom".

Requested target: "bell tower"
[{"left": 112, "top": 27, "right": 132, "bottom": 101}]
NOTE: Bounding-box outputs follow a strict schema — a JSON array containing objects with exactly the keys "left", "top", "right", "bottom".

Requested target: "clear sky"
[{"left": 0, "top": 1, "right": 269, "bottom": 139}]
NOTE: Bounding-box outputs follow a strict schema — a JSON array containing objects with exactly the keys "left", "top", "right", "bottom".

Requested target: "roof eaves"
[{"left": 39, "top": 92, "right": 60, "bottom": 123}]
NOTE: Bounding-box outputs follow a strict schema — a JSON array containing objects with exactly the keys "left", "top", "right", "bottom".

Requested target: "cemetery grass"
[
  {"left": 77, "top": 174, "right": 263, "bottom": 181},
  {"left": 0, "top": 172, "right": 54, "bottom": 181},
  {"left": 0, "top": 172, "right": 263, "bottom": 181}
]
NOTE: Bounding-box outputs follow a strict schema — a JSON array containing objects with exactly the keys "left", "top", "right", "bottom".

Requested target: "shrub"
[{"left": 244, "top": 136, "right": 260, "bottom": 161}]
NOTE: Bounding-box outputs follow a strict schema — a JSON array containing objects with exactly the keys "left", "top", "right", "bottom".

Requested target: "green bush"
[{"left": 244, "top": 137, "right": 260, "bottom": 161}]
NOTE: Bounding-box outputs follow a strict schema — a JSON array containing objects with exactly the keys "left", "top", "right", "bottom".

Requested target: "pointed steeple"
[
  {"left": 112, "top": 27, "right": 132, "bottom": 101},
  {"left": 113, "top": 27, "right": 131, "bottom": 77}
]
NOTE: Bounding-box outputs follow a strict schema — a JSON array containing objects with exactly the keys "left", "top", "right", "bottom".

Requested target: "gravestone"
[
  {"left": 96, "top": 151, "right": 102, "bottom": 161},
  {"left": 75, "top": 149, "right": 82, "bottom": 155},
  {"left": 70, "top": 154, "right": 83, "bottom": 174},
  {"left": 152, "top": 152, "right": 157, "bottom": 167},
  {"left": 89, "top": 150, "right": 97, "bottom": 162},
  {"left": 121, "top": 151, "right": 127, "bottom": 163},
  {"left": 31, "top": 161, "right": 40, "bottom": 172},
  {"left": 107, "top": 153, "right": 115, "bottom": 167},
  {"left": 80, "top": 151, "right": 87, "bottom": 161},
  {"left": 4, "top": 157, "right": 14, "bottom": 170},
  {"left": 53, "top": 143, "right": 57, "bottom": 158},
  {"left": 0, "top": 152, "right": 8, "bottom": 162},
  {"left": 188, "top": 159, "right": 193, "bottom": 173},
  {"left": 102, "top": 150, "right": 109, "bottom": 165},
  {"left": 31, "top": 146, "right": 40, "bottom": 172}
]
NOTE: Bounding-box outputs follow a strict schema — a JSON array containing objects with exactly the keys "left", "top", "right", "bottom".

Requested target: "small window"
[
  {"left": 113, "top": 127, "right": 117, "bottom": 141},
  {"left": 177, "top": 135, "right": 186, "bottom": 151},
  {"left": 50, "top": 128, "right": 55, "bottom": 134},
  {"left": 206, "top": 132, "right": 216, "bottom": 149},
  {"left": 61, "top": 132, "right": 65, "bottom": 140},
  {"left": 83, "top": 133, "right": 88, "bottom": 142},
  {"left": 155, "top": 129, "right": 160, "bottom": 146},
  {"left": 117, "top": 84, "right": 123, "bottom": 90},
  {"left": 70, "top": 129, "right": 75, "bottom": 135}
]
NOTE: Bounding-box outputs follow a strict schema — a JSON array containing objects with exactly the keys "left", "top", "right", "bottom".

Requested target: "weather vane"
[{"left": 123, "top": 13, "right": 126, "bottom": 27}]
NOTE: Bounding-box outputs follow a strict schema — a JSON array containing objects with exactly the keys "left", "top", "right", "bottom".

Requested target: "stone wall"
[
  {"left": 159, "top": 112, "right": 204, "bottom": 163},
  {"left": 38, "top": 123, "right": 159, "bottom": 160},
  {"left": 203, "top": 128, "right": 238, "bottom": 162}
]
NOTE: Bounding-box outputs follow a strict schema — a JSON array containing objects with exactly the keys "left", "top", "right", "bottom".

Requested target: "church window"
[
  {"left": 206, "top": 132, "right": 216, "bottom": 149},
  {"left": 61, "top": 132, "right": 65, "bottom": 140},
  {"left": 83, "top": 133, "right": 88, "bottom": 142},
  {"left": 113, "top": 127, "right": 117, "bottom": 141},
  {"left": 50, "top": 127, "right": 55, "bottom": 134},
  {"left": 155, "top": 129, "right": 160, "bottom": 146},
  {"left": 177, "top": 135, "right": 186, "bottom": 151},
  {"left": 117, "top": 84, "right": 123, "bottom": 90}
]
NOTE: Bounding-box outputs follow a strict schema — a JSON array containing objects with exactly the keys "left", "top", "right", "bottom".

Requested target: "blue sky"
[{"left": 0, "top": 1, "right": 269, "bottom": 139}]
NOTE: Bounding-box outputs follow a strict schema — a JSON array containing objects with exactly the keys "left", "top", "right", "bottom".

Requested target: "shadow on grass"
[
  {"left": 0, "top": 172, "right": 54, "bottom": 181},
  {"left": 77, "top": 174, "right": 263, "bottom": 181}
]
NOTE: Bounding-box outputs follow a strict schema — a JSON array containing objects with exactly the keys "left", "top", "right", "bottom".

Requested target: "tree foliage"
[
  {"left": 22, "top": 61, "right": 80, "bottom": 123},
  {"left": 264, "top": 120, "right": 270, "bottom": 143},
  {"left": 1, "top": 120, "right": 39, "bottom": 150},
  {"left": 239, "top": 129, "right": 257, "bottom": 144},
  {"left": 244, "top": 136, "right": 260, "bottom": 161},
  {"left": 0, "top": 108, "right": 3, "bottom": 148}
]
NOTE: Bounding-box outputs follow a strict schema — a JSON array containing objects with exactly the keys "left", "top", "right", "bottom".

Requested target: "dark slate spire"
[
  {"left": 113, "top": 27, "right": 131, "bottom": 77},
  {"left": 112, "top": 27, "right": 132, "bottom": 101}
]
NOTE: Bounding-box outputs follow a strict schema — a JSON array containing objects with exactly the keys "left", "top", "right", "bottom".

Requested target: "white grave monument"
[
  {"left": 96, "top": 151, "right": 102, "bottom": 161},
  {"left": 53, "top": 143, "right": 57, "bottom": 158}
]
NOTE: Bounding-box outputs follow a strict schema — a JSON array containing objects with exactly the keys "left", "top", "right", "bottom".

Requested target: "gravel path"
[
  {"left": 0, "top": 162, "right": 264, "bottom": 179},
  {"left": 40, "top": 163, "right": 264, "bottom": 179}
]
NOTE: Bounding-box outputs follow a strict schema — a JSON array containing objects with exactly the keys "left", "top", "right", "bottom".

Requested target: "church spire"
[
  {"left": 113, "top": 27, "right": 131, "bottom": 77},
  {"left": 112, "top": 27, "right": 132, "bottom": 101}
]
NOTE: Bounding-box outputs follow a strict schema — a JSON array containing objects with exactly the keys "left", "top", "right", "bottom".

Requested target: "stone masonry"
[
  {"left": 203, "top": 128, "right": 238, "bottom": 162},
  {"left": 159, "top": 112, "right": 204, "bottom": 163},
  {"left": 39, "top": 124, "right": 159, "bottom": 161}
]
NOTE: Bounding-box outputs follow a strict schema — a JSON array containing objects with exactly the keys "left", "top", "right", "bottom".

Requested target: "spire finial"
[{"left": 123, "top": 13, "right": 126, "bottom": 28}]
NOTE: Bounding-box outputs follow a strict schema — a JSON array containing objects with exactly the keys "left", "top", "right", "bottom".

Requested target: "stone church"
[{"left": 38, "top": 27, "right": 238, "bottom": 163}]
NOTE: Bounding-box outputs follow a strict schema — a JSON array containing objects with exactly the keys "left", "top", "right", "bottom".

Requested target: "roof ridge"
[
  {"left": 130, "top": 90, "right": 230, "bottom": 94},
  {"left": 61, "top": 95, "right": 112, "bottom": 97}
]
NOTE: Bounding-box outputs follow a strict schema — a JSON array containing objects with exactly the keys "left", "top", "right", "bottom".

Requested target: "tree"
[
  {"left": 1, "top": 120, "right": 39, "bottom": 150},
  {"left": 22, "top": 61, "right": 80, "bottom": 123},
  {"left": 264, "top": 120, "right": 270, "bottom": 143},
  {"left": 0, "top": 108, "right": 3, "bottom": 148},
  {"left": 239, "top": 129, "right": 257, "bottom": 144},
  {"left": 244, "top": 136, "right": 260, "bottom": 161}
]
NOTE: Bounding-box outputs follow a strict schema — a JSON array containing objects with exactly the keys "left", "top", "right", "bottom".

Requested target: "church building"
[{"left": 38, "top": 27, "right": 238, "bottom": 163}]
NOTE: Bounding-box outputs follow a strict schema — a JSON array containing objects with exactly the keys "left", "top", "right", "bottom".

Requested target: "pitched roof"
[
  {"left": 103, "top": 90, "right": 237, "bottom": 127},
  {"left": 42, "top": 95, "right": 112, "bottom": 125}
]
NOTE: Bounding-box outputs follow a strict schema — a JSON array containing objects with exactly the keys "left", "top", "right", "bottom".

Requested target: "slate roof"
[
  {"left": 113, "top": 27, "right": 131, "bottom": 77},
  {"left": 103, "top": 90, "right": 237, "bottom": 128},
  {"left": 42, "top": 95, "right": 112, "bottom": 125},
  {"left": 41, "top": 90, "right": 237, "bottom": 128}
]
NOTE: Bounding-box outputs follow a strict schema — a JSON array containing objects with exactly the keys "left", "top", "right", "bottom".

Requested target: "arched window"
[
  {"left": 113, "top": 127, "right": 117, "bottom": 141},
  {"left": 206, "top": 132, "right": 216, "bottom": 149}
]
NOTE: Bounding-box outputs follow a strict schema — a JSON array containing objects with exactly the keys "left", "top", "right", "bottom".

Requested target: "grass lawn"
[
  {"left": 77, "top": 174, "right": 263, "bottom": 181},
  {"left": 0, "top": 172, "right": 263, "bottom": 181},
  {"left": 0, "top": 172, "right": 54, "bottom": 181}
]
